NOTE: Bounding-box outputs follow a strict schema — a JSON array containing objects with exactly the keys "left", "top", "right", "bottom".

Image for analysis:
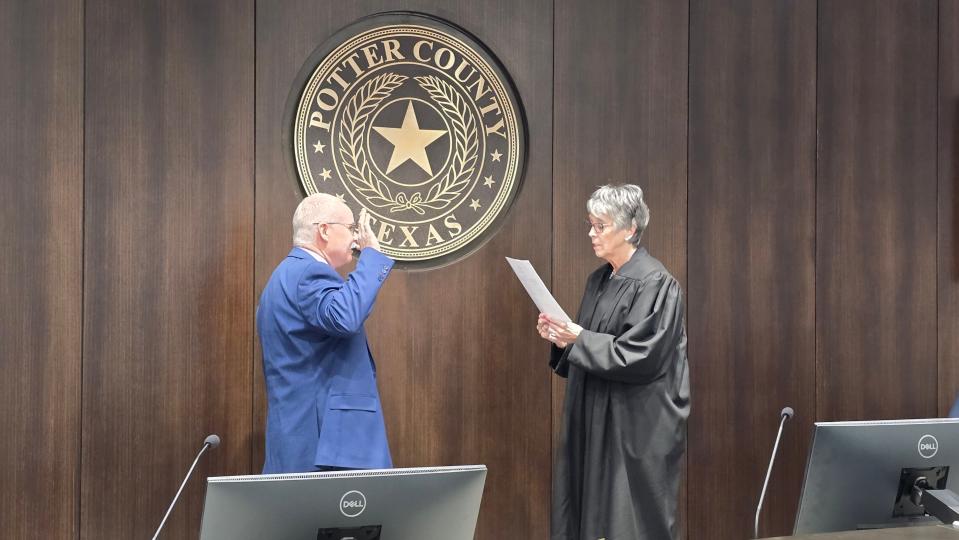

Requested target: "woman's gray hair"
[
  {"left": 586, "top": 184, "right": 650, "bottom": 246},
  {"left": 292, "top": 193, "right": 345, "bottom": 247}
]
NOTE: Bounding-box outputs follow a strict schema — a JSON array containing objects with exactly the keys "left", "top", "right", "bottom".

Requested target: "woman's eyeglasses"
[{"left": 585, "top": 220, "right": 612, "bottom": 234}]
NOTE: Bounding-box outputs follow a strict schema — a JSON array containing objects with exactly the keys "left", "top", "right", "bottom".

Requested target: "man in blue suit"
[{"left": 257, "top": 193, "right": 394, "bottom": 473}]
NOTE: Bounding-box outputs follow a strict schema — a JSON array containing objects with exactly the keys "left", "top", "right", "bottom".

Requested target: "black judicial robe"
[{"left": 550, "top": 247, "right": 690, "bottom": 540}]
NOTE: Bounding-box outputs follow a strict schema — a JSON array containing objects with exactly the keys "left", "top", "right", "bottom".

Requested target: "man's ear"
[{"left": 316, "top": 224, "right": 329, "bottom": 243}]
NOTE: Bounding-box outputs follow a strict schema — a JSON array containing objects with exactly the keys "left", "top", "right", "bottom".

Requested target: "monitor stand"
[
  {"left": 317, "top": 525, "right": 382, "bottom": 540},
  {"left": 885, "top": 466, "right": 959, "bottom": 527}
]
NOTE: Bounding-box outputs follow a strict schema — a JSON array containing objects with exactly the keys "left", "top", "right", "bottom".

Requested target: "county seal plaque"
[{"left": 290, "top": 12, "right": 526, "bottom": 269}]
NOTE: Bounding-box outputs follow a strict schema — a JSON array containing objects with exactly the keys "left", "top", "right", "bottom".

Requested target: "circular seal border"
[{"left": 283, "top": 11, "right": 528, "bottom": 271}]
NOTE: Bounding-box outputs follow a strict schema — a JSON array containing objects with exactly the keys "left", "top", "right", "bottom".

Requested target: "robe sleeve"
[
  {"left": 563, "top": 274, "right": 685, "bottom": 384},
  {"left": 550, "top": 270, "right": 598, "bottom": 378},
  {"left": 549, "top": 344, "right": 571, "bottom": 378}
]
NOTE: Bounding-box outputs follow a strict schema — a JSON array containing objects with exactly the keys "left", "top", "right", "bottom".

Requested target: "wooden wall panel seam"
[
  {"left": 935, "top": 0, "right": 941, "bottom": 413},
  {"left": 79, "top": 2, "right": 86, "bottom": 538}
]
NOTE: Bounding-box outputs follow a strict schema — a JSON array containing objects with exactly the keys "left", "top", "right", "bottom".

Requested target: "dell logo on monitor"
[
  {"left": 918, "top": 434, "right": 939, "bottom": 459},
  {"left": 339, "top": 490, "right": 367, "bottom": 517}
]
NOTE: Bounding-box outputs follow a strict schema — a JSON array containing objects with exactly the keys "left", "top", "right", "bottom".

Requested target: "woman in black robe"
[{"left": 539, "top": 184, "right": 690, "bottom": 540}]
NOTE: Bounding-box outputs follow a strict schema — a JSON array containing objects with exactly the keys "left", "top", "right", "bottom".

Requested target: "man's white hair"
[
  {"left": 587, "top": 184, "right": 650, "bottom": 246},
  {"left": 292, "top": 193, "right": 349, "bottom": 247}
]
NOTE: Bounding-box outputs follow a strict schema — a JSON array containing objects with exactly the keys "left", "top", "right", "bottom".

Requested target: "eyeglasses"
[
  {"left": 585, "top": 220, "right": 613, "bottom": 234},
  {"left": 313, "top": 222, "right": 358, "bottom": 234}
]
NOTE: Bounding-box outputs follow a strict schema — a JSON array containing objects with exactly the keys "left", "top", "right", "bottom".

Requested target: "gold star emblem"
[
  {"left": 483, "top": 175, "right": 495, "bottom": 188},
  {"left": 320, "top": 168, "right": 332, "bottom": 181},
  {"left": 336, "top": 193, "right": 345, "bottom": 201},
  {"left": 490, "top": 149, "right": 502, "bottom": 162},
  {"left": 313, "top": 140, "right": 325, "bottom": 153},
  {"left": 373, "top": 102, "right": 447, "bottom": 175},
  {"left": 469, "top": 199, "right": 481, "bottom": 211}
]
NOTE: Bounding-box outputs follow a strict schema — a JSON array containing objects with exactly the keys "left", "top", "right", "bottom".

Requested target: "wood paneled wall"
[
  {"left": 941, "top": 0, "right": 959, "bottom": 419},
  {"left": 0, "top": 1, "right": 82, "bottom": 538},
  {"left": 82, "top": 1, "right": 254, "bottom": 537},
  {"left": 816, "top": 0, "right": 938, "bottom": 423},
  {"left": 687, "top": 1, "right": 817, "bottom": 538},
  {"left": 1, "top": 1, "right": 957, "bottom": 539}
]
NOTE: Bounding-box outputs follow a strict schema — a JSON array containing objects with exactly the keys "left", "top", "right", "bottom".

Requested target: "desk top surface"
[{"left": 765, "top": 525, "right": 959, "bottom": 539}]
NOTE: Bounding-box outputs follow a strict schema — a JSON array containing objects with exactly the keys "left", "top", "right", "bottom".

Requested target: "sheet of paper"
[{"left": 505, "top": 257, "right": 571, "bottom": 323}]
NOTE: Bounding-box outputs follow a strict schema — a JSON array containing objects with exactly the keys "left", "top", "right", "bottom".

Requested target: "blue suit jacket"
[{"left": 257, "top": 246, "right": 394, "bottom": 473}]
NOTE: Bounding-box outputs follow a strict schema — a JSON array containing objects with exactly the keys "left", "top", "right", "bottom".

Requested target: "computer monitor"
[
  {"left": 198, "top": 465, "right": 486, "bottom": 540},
  {"left": 794, "top": 418, "right": 959, "bottom": 535}
]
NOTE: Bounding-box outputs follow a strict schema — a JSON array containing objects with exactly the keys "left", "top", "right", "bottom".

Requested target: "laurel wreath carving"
[{"left": 337, "top": 72, "right": 479, "bottom": 214}]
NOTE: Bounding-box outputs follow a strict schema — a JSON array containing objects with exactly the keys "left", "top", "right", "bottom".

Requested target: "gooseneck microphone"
[
  {"left": 151, "top": 434, "right": 221, "bottom": 540},
  {"left": 753, "top": 407, "right": 794, "bottom": 539}
]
